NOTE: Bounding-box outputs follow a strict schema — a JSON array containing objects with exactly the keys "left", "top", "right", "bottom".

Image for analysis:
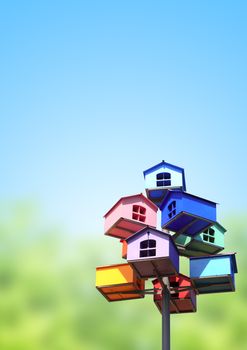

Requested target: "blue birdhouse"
[
  {"left": 174, "top": 223, "right": 226, "bottom": 256},
  {"left": 143, "top": 161, "right": 186, "bottom": 207},
  {"left": 190, "top": 253, "right": 237, "bottom": 294},
  {"left": 160, "top": 190, "right": 217, "bottom": 236}
]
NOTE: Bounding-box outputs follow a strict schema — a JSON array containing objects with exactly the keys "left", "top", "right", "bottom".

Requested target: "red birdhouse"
[{"left": 152, "top": 274, "right": 196, "bottom": 314}]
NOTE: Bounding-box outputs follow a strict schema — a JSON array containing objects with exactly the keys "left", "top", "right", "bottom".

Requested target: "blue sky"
[{"left": 0, "top": 1, "right": 247, "bottom": 235}]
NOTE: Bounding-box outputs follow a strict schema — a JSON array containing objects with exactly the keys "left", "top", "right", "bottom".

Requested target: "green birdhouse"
[
  {"left": 187, "top": 223, "right": 226, "bottom": 254},
  {"left": 173, "top": 223, "right": 226, "bottom": 257}
]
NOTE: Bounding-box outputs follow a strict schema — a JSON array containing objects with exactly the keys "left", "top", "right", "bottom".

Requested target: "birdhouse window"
[
  {"left": 170, "top": 280, "right": 179, "bottom": 298},
  {"left": 203, "top": 228, "right": 215, "bottom": 244},
  {"left": 132, "top": 205, "right": 146, "bottom": 222},
  {"left": 168, "top": 201, "right": 176, "bottom": 219},
  {"left": 156, "top": 172, "right": 171, "bottom": 187},
  {"left": 139, "top": 239, "right": 156, "bottom": 258}
]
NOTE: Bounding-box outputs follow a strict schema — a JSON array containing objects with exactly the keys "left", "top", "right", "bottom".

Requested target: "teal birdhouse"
[
  {"left": 186, "top": 223, "right": 226, "bottom": 254},
  {"left": 173, "top": 223, "right": 226, "bottom": 257},
  {"left": 173, "top": 234, "right": 194, "bottom": 257}
]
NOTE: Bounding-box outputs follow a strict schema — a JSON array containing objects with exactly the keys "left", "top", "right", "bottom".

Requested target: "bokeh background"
[{"left": 1, "top": 1, "right": 247, "bottom": 349}]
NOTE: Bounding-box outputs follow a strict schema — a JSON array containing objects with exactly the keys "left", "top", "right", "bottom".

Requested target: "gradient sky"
[{"left": 1, "top": 1, "right": 247, "bottom": 235}]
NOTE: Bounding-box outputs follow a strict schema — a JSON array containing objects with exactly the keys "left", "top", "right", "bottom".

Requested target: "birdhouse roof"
[
  {"left": 190, "top": 253, "right": 237, "bottom": 273},
  {"left": 207, "top": 222, "right": 227, "bottom": 234},
  {"left": 126, "top": 226, "right": 179, "bottom": 254},
  {"left": 103, "top": 193, "right": 158, "bottom": 218},
  {"left": 143, "top": 160, "right": 186, "bottom": 189},
  {"left": 143, "top": 160, "right": 185, "bottom": 176},
  {"left": 152, "top": 273, "right": 192, "bottom": 286},
  {"left": 160, "top": 190, "right": 217, "bottom": 210},
  {"left": 171, "top": 272, "right": 191, "bottom": 281}
]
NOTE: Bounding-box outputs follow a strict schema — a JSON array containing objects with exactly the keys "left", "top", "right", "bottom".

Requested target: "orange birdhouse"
[
  {"left": 120, "top": 239, "right": 128, "bottom": 259},
  {"left": 96, "top": 263, "right": 145, "bottom": 302}
]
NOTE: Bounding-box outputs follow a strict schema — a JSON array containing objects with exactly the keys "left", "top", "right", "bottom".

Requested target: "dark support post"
[{"left": 162, "top": 283, "right": 170, "bottom": 350}]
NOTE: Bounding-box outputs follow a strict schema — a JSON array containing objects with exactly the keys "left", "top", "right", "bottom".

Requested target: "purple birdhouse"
[{"left": 126, "top": 227, "right": 179, "bottom": 279}]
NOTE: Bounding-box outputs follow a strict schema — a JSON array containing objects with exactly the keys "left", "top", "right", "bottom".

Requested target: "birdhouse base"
[
  {"left": 186, "top": 239, "right": 224, "bottom": 255},
  {"left": 97, "top": 283, "right": 145, "bottom": 302},
  {"left": 154, "top": 297, "right": 196, "bottom": 314},
  {"left": 129, "top": 257, "right": 178, "bottom": 279},
  {"left": 175, "top": 244, "right": 211, "bottom": 258},
  {"left": 146, "top": 188, "right": 168, "bottom": 207},
  {"left": 174, "top": 236, "right": 224, "bottom": 257},
  {"left": 162, "top": 211, "right": 214, "bottom": 236},
  {"left": 192, "top": 274, "right": 235, "bottom": 294},
  {"left": 105, "top": 217, "right": 150, "bottom": 239}
]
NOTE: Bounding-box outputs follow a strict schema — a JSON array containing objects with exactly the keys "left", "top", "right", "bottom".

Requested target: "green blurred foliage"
[{"left": 0, "top": 204, "right": 246, "bottom": 349}]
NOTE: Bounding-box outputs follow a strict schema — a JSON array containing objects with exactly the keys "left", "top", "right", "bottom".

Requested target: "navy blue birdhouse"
[{"left": 160, "top": 190, "right": 217, "bottom": 236}]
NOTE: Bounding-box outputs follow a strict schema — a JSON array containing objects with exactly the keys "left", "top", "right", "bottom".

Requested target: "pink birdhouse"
[
  {"left": 152, "top": 274, "right": 196, "bottom": 314},
  {"left": 104, "top": 194, "right": 158, "bottom": 239}
]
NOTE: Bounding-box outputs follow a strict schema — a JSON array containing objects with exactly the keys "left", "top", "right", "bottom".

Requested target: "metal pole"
[{"left": 162, "top": 284, "right": 170, "bottom": 350}]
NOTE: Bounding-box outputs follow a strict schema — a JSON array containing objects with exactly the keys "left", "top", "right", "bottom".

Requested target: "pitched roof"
[
  {"left": 213, "top": 222, "right": 227, "bottom": 233},
  {"left": 126, "top": 226, "right": 179, "bottom": 253},
  {"left": 143, "top": 160, "right": 186, "bottom": 190},
  {"left": 160, "top": 190, "right": 217, "bottom": 210},
  {"left": 143, "top": 160, "right": 184, "bottom": 175},
  {"left": 103, "top": 193, "right": 158, "bottom": 218}
]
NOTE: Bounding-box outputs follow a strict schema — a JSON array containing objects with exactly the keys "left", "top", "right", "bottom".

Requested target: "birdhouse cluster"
[{"left": 96, "top": 161, "right": 237, "bottom": 316}]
